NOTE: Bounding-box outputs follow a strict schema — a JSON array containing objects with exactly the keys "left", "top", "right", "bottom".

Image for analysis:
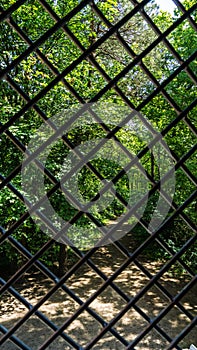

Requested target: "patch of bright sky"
[{"left": 155, "top": 0, "right": 176, "bottom": 14}]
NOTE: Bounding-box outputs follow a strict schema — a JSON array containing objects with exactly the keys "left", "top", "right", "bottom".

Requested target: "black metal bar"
[
  {"left": 1, "top": 98, "right": 196, "bottom": 249},
  {"left": 35, "top": 234, "right": 197, "bottom": 350},
  {"left": 1, "top": 1, "right": 196, "bottom": 136},
  {"left": 0, "top": 278, "right": 81, "bottom": 350},
  {"left": 0, "top": 0, "right": 28, "bottom": 22},
  {"left": 125, "top": 277, "right": 197, "bottom": 349},
  {"left": 0, "top": 0, "right": 149, "bottom": 81},
  {"left": 0, "top": 188, "right": 196, "bottom": 346},
  {"left": 0, "top": 0, "right": 196, "bottom": 348},
  {"left": 167, "top": 316, "right": 197, "bottom": 350},
  {"left": 0, "top": 324, "right": 31, "bottom": 350}
]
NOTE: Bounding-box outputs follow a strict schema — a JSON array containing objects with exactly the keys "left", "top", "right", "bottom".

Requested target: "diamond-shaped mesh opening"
[
  {"left": 96, "top": 0, "right": 135, "bottom": 25},
  {"left": 11, "top": 54, "right": 55, "bottom": 99},
  {"left": 67, "top": 4, "right": 106, "bottom": 49},
  {"left": 67, "top": 61, "right": 107, "bottom": 100},
  {"left": 36, "top": 81, "right": 79, "bottom": 115},
  {"left": 0, "top": 21, "right": 29, "bottom": 66},
  {"left": 119, "top": 13, "right": 158, "bottom": 55},
  {"left": 0, "top": 81, "right": 26, "bottom": 124},
  {"left": 0, "top": 0, "right": 197, "bottom": 349},
  {"left": 94, "top": 35, "right": 130, "bottom": 78},
  {"left": 165, "top": 73, "right": 197, "bottom": 110},
  {"left": 8, "top": 0, "right": 55, "bottom": 42},
  {"left": 43, "top": 0, "right": 81, "bottom": 18},
  {"left": 167, "top": 18, "right": 197, "bottom": 60},
  {"left": 117, "top": 66, "right": 156, "bottom": 107},
  {"left": 165, "top": 120, "right": 196, "bottom": 156},
  {"left": 142, "top": 42, "right": 181, "bottom": 83},
  {"left": 39, "top": 28, "right": 82, "bottom": 72}
]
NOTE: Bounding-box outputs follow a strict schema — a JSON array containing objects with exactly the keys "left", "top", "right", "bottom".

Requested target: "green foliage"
[{"left": 0, "top": 0, "right": 196, "bottom": 272}]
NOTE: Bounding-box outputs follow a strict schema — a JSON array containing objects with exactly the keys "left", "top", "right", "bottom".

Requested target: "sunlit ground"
[{"left": 1, "top": 245, "right": 196, "bottom": 350}]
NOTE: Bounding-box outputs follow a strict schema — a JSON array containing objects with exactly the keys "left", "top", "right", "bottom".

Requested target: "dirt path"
[{"left": 1, "top": 243, "right": 197, "bottom": 350}]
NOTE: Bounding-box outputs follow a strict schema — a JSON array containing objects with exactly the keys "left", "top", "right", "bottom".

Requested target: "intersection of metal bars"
[{"left": 0, "top": 0, "right": 197, "bottom": 349}]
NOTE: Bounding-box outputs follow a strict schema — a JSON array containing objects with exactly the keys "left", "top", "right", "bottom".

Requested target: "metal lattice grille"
[{"left": 0, "top": 0, "right": 197, "bottom": 349}]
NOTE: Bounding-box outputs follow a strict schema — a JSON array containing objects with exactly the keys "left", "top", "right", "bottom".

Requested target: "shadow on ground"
[{"left": 1, "top": 236, "right": 197, "bottom": 350}]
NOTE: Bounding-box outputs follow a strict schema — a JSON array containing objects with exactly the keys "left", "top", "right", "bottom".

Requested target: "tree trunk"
[{"left": 58, "top": 243, "right": 67, "bottom": 276}]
